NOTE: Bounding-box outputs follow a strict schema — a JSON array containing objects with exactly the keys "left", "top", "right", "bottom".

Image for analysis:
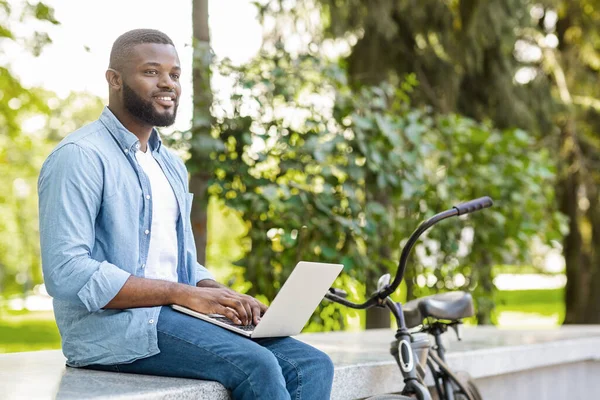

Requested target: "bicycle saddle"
[{"left": 403, "top": 291, "right": 474, "bottom": 328}]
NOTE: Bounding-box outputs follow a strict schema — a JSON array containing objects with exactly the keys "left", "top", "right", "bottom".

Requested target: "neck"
[{"left": 107, "top": 104, "right": 153, "bottom": 152}]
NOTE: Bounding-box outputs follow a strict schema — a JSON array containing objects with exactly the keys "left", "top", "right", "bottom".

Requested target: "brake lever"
[{"left": 451, "top": 322, "right": 463, "bottom": 341}]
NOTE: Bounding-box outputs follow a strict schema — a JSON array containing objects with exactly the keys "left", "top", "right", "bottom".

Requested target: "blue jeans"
[{"left": 83, "top": 306, "right": 334, "bottom": 399}]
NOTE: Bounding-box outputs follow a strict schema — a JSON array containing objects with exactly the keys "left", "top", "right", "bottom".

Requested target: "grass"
[
  {"left": 493, "top": 288, "right": 564, "bottom": 326},
  {"left": 0, "top": 309, "right": 61, "bottom": 353},
  {"left": 0, "top": 288, "right": 565, "bottom": 353}
]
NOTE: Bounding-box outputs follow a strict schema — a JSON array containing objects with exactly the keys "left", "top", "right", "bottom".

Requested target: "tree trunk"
[
  {"left": 475, "top": 260, "right": 494, "bottom": 325},
  {"left": 559, "top": 120, "right": 591, "bottom": 324},
  {"left": 189, "top": 0, "right": 213, "bottom": 265},
  {"left": 584, "top": 177, "right": 600, "bottom": 323},
  {"left": 365, "top": 267, "right": 391, "bottom": 329},
  {"left": 365, "top": 243, "right": 392, "bottom": 329}
]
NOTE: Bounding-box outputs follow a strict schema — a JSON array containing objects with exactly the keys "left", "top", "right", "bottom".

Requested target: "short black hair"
[{"left": 109, "top": 29, "right": 174, "bottom": 70}]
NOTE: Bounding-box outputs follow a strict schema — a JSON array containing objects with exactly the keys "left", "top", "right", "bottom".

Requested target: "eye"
[
  {"left": 170, "top": 73, "right": 180, "bottom": 81},
  {"left": 145, "top": 70, "right": 159, "bottom": 75}
]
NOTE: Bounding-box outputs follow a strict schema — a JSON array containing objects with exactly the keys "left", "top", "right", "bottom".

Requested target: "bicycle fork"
[{"left": 386, "top": 299, "right": 432, "bottom": 400}]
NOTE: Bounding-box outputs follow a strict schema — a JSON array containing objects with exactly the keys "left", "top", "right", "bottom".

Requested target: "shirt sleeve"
[
  {"left": 38, "top": 143, "right": 130, "bottom": 312},
  {"left": 195, "top": 263, "right": 215, "bottom": 284}
]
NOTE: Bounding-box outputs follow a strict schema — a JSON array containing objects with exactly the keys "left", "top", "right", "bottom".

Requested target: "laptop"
[{"left": 171, "top": 261, "right": 343, "bottom": 338}]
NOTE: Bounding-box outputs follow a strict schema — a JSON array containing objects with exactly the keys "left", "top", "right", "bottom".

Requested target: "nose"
[{"left": 157, "top": 72, "right": 177, "bottom": 90}]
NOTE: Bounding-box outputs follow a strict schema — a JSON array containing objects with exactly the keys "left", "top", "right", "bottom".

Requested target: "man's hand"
[
  {"left": 177, "top": 279, "right": 267, "bottom": 325},
  {"left": 176, "top": 286, "right": 266, "bottom": 325},
  {"left": 103, "top": 276, "right": 267, "bottom": 326}
]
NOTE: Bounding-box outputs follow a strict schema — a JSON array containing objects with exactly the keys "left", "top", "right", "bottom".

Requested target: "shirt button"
[
  {"left": 124, "top": 148, "right": 129, "bottom": 153},
  {"left": 145, "top": 194, "right": 150, "bottom": 200},
  {"left": 149, "top": 319, "right": 154, "bottom": 324},
  {"left": 136, "top": 143, "right": 140, "bottom": 149},
  {"left": 141, "top": 263, "right": 145, "bottom": 269},
  {"left": 144, "top": 229, "right": 150, "bottom": 235}
]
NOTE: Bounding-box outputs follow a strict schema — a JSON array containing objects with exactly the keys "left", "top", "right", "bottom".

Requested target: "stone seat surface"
[{"left": 3, "top": 326, "right": 600, "bottom": 399}]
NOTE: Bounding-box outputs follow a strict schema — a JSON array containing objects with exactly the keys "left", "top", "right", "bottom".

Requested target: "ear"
[{"left": 106, "top": 68, "right": 122, "bottom": 90}]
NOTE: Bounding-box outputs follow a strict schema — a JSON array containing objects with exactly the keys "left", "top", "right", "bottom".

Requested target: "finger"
[
  {"left": 249, "top": 299, "right": 262, "bottom": 325},
  {"left": 240, "top": 296, "right": 253, "bottom": 325},
  {"left": 217, "top": 305, "right": 242, "bottom": 325},
  {"left": 220, "top": 296, "right": 248, "bottom": 325}
]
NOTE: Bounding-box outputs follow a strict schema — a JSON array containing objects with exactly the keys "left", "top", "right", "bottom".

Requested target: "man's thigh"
[
  {"left": 115, "top": 306, "right": 278, "bottom": 382},
  {"left": 84, "top": 307, "right": 332, "bottom": 399}
]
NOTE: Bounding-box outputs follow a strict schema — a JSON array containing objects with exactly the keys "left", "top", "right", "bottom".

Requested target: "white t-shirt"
[{"left": 135, "top": 144, "right": 179, "bottom": 283}]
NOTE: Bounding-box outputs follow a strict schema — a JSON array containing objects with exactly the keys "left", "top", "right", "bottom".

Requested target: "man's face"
[{"left": 120, "top": 43, "right": 181, "bottom": 127}]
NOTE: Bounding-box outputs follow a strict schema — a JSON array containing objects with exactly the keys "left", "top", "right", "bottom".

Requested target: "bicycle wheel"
[
  {"left": 452, "top": 371, "right": 483, "bottom": 400},
  {"left": 366, "top": 395, "right": 414, "bottom": 400}
]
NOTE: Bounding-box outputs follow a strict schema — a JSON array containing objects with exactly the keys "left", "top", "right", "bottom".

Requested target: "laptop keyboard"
[{"left": 211, "top": 316, "right": 256, "bottom": 332}]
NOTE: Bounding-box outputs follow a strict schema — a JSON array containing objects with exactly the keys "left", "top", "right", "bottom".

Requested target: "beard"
[{"left": 122, "top": 81, "right": 178, "bottom": 127}]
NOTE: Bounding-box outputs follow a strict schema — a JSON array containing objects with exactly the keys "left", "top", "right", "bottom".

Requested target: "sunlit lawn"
[
  {"left": 0, "top": 309, "right": 61, "bottom": 353},
  {"left": 494, "top": 288, "right": 565, "bottom": 327},
  {"left": 0, "top": 288, "right": 564, "bottom": 353}
]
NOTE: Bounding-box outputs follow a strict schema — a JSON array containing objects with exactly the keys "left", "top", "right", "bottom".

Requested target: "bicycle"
[{"left": 325, "top": 197, "right": 493, "bottom": 400}]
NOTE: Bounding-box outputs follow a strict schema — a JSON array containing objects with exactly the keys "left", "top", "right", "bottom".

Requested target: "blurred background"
[{"left": 2, "top": 0, "right": 599, "bottom": 353}]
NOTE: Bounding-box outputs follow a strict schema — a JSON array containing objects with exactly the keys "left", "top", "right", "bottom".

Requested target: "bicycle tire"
[
  {"left": 452, "top": 371, "right": 483, "bottom": 400},
  {"left": 366, "top": 395, "right": 414, "bottom": 400}
]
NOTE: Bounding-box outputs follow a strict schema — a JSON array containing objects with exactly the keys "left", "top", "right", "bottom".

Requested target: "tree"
[
  {"left": 547, "top": 0, "right": 600, "bottom": 323},
  {"left": 187, "top": 0, "right": 214, "bottom": 266},
  {"left": 207, "top": 47, "right": 561, "bottom": 330},
  {"left": 251, "top": 0, "right": 566, "bottom": 326},
  {"left": 314, "top": 0, "right": 600, "bottom": 324}
]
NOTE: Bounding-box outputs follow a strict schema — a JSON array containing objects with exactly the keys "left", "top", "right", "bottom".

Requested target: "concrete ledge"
[{"left": 3, "top": 326, "right": 600, "bottom": 399}]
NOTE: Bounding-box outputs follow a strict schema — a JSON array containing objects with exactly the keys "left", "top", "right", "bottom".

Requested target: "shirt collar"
[{"left": 99, "top": 106, "right": 163, "bottom": 154}]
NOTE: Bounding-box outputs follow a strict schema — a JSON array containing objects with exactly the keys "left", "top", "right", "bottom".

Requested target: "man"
[{"left": 38, "top": 29, "right": 334, "bottom": 400}]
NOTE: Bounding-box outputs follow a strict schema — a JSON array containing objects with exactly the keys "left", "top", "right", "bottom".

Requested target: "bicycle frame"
[
  {"left": 325, "top": 197, "right": 493, "bottom": 400},
  {"left": 425, "top": 322, "right": 473, "bottom": 400}
]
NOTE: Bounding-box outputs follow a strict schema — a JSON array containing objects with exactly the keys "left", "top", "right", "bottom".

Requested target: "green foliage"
[
  {"left": 0, "top": 1, "right": 104, "bottom": 298},
  {"left": 0, "top": 1, "right": 58, "bottom": 297},
  {"left": 207, "top": 46, "right": 563, "bottom": 329},
  {"left": 311, "top": 0, "right": 556, "bottom": 134},
  {"left": 309, "top": 0, "right": 600, "bottom": 324}
]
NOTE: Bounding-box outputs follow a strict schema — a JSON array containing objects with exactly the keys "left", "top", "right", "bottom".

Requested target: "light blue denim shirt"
[{"left": 38, "top": 107, "right": 214, "bottom": 367}]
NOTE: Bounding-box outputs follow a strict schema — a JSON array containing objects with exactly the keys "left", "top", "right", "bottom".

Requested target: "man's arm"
[
  {"left": 39, "top": 144, "right": 130, "bottom": 312},
  {"left": 104, "top": 276, "right": 262, "bottom": 325}
]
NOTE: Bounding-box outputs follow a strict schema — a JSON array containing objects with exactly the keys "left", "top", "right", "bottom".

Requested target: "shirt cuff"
[
  {"left": 195, "top": 264, "right": 215, "bottom": 284},
  {"left": 77, "top": 261, "right": 131, "bottom": 312}
]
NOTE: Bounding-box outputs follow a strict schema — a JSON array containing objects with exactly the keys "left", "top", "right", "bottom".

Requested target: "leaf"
[
  {"left": 33, "top": 2, "right": 59, "bottom": 25},
  {"left": 375, "top": 114, "right": 402, "bottom": 147},
  {"left": 352, "top": 114, "right": 374, "bottom": 130},
  {"left": 0, "top": 25, "right": 14, "bottom": 39},
  {"left": 260, "top": 185, "right": 279, "bottom": 202}
]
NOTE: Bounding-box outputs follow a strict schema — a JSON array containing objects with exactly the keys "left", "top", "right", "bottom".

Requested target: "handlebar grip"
[
  {"left": 453, "top": 196, "right": 494, "bottom": 216},
  {"left": 328, "top": 287, "right": 348, "bottom": 298}
]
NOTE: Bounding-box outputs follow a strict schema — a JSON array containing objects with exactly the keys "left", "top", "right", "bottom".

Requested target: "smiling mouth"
[{"left": 153, "top": 96, "right": 176, "bottom": 107}]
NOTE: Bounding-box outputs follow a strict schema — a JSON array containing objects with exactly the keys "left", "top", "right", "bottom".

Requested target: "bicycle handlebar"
[
  {"left": 453, "top": 196, "right": 494, "bottom": 216},
  {"left": 325, "top": 196, "right": 494, "bottom": 309}
]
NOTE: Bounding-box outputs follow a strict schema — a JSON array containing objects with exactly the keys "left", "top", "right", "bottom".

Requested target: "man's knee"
[
  {"left": 232, "top": 348, "right": 288, "bottom": 399},
  {"left": 293, "top": 344, "right": 334, "bottom": 380},
  {"left": 249, "top": 347, "right": 285, "bottom": 377},
  {"left": 312, "top": 348, "right": 335, "bottom": 379}
]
